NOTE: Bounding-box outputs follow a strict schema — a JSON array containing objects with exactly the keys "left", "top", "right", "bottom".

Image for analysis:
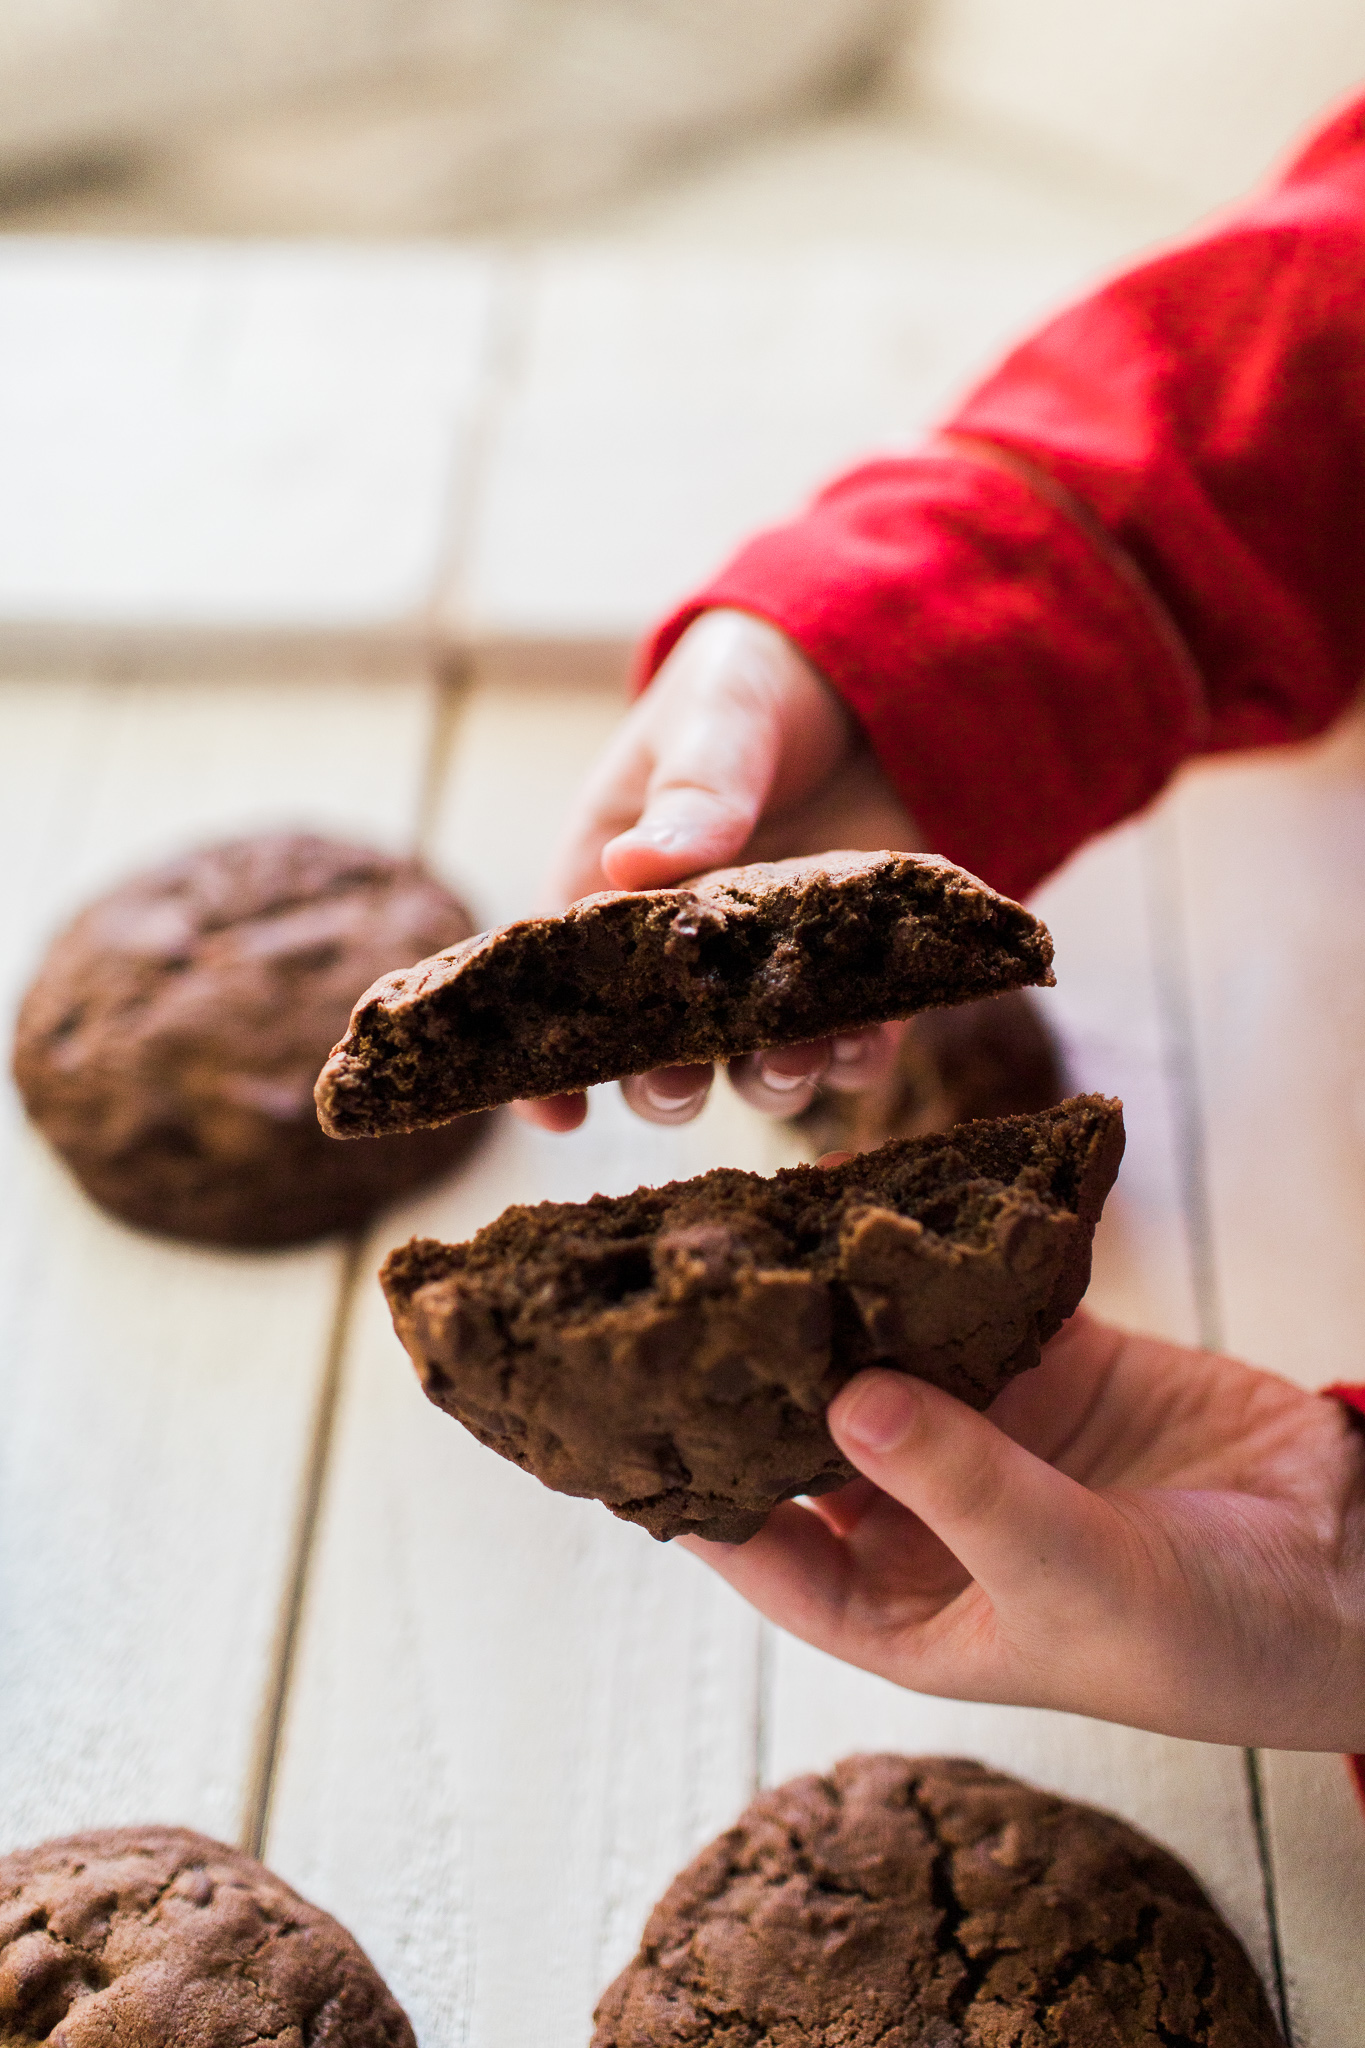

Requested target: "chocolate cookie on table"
[
  {"left": 0, "top": 1824, "right": 413, "bottom": 2046},
  {"left": 12, "top": 833, "right": 482, "bottom": 1249},
  {"left": 593, "top": 1755, "right": 1283, "bottom": 2047},
  {"left": 316, "top": 850, "right": 1055, "bottom": 1135},
  {"left": 383, "top": 1094, "right": 1124, "bottom": 1541}
]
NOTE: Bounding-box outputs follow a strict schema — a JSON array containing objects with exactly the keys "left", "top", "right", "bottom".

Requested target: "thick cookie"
[
  {"left": 593, "top": 1755, "right": 1283, "bottom": 2047},
  {"left": 0, "top": 1824, "right": 414, "bottom": 2046},
  {"left": 13, "top": 833, "right": 483, "bottom": 1249},
  {"left": 317, "top": 850, "right": 1054, "bottom": 1135},
  {"left": 382, "top": 1094, "right": 1123, "bottom": 1541}
]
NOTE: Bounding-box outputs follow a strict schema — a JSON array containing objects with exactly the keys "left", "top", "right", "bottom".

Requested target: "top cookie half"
[{"left": 316, "top": 851, "right": 1054, "bottom": 1136}]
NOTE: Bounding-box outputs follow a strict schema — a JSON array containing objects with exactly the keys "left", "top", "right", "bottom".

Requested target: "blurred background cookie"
[
  {"left": 797, "top": 987, "right": 1064, "bottom": 1155},
  {"left": 0, "top": 1824, "right": 414, "bottom": 2046},
  {"left": 12, "top": 832, "right": 483, "bottom": 1249}
]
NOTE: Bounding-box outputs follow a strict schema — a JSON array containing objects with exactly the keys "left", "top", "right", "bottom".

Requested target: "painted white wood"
[
  {"left": 453, "top": 244, "right": 1113, "bottom": 646},
  {"left": 0, "top": 244, "right": 498, "bottom": 638},
  {"left": 0, "top": 663, "right": 436, "bottom": 1849},
  {"left": 1261, "top": 1753, "right": 1365, "bottom": 2048},
  {"left": 1170, "top": 707, "right": 1365, "bottom": 2043},
  {"left": 266, "top": 668, "right": 818, "bottom": 2047},
  {"left": 763, "top": 805, "right": 1275, "bottom": 1987},
  {"left": 1171, "top": 710, "right": 1365, "bottom": 1389},
  {"left": 1030, "top": 815, "right": 1201, "bottom": 1343}
]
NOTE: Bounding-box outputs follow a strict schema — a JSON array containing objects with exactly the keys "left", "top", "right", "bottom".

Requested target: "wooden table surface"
[{"left": 1, "top": 237, "right": 1362, "bottom": 2047}]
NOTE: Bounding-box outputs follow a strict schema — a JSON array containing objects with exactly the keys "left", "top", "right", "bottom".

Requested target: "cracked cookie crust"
[
  {"left": 382, "top": 1095, "right": 1123, "bottom": 1542},
  {"left": 592, "top": 1756, "right": 1284, "bottom": 2046},
  {"left": 0, "top": 1824, "right": 414, "bottom": 2047},
  {"left": 316, "top": 851, "right": 1054, "bottom": 1135},
  {"left": 13, "top": 833, "right": 482, "bottom": 1248}
]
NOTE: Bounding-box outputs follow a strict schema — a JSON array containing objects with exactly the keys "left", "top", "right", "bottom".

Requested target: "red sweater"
[
  {"left": 643, "top": 93, "right": 1365, "bottom": 907},
  {"left": 645, "top": 93, "right": 1365, "bottom": 1792}
]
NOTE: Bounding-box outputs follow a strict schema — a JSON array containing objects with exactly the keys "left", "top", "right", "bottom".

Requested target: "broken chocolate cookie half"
[
  {"left": 382, "top": 1094, "right": 1123, "bottom": 1541},
  {"left": 317, "top": 851, "right": 1054, "bottom": 1134}
]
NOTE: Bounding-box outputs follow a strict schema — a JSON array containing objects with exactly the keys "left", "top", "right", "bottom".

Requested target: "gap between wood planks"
[
  {"left": 239, "top": 639, "right": 483, "bottom": 1859},
  {"left": 241, "top": 1236, "right": 366, "bottom": 1860},
  {"left": 1142, "top": 806, "right": 1292, "bottom": 2043},
  {"left": 238, "top": 262, "right": 535, "bottom": 1856}
]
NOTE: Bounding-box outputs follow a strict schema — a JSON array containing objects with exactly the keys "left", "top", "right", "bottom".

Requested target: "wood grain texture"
[
  {"left": 0, "top": 665, "right": 436, "bottom": 1850},
  {"left": 452, "top": 245, "right": 1104, "bottom": 644},
  {"left": 0, "top": 245, "right": 498, "bottom": 644},
  {"left": 763, "top": 808, "right": 1276, "bottom": 1993},
  {"left": 1261, "top": 1752, "right": 1365, "bottom": 2048},
  {"left": 1170, "top": 708, "right": 1365, "bottom": 2044},
  {"left": 265, "top": 669, "right": 813, "bottom": 2046}
]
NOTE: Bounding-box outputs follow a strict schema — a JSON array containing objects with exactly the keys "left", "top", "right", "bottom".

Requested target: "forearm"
[{"left": 643, "top": 94, "right": 1365, "bottom": 901}]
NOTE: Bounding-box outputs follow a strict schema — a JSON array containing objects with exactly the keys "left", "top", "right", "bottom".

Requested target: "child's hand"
[
  {"left": 685, "top": 1311, "right": 1365, "bottom": 1752},
  {"left": 520, "top": 608, "right": 922, "bottom": 1133}
]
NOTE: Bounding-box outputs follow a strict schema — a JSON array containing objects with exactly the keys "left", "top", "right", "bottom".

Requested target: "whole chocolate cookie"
[
  {"left": 383, "top": 1095, "right": 1123, "bottom": 1541},
  {"left": 0, "top": 1824, "right": 414, "bottom": 2046},
  {"left": 13, "top": 833, "right": 482, "bottom": 1249},
  {"left": 593, "top": 1755, "right": 1283, "bottom": 2047},
  {"left": 316, "top": 851, "right": 1055, "bottom": 1136}
]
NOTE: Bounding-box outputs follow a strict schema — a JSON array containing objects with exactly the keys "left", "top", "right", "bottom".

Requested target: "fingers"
[
  {"left": 511, "top": 1093, "right": 588, "bottom": 1132},
  {"left": 723, "top": 1024, "right": 898, "bottom": 1118},
  {"left": 549, "top": 610, "right": 854, "bottom": 903},
  {"left": 728, "top": 1041, "right": 830, "bottom": 1116},
  {"left": 821, "top": 1022, "right": 903, "bottom": 1094},
  {"left": 828, "top": 1370, "right": 1114, "bottom": 1615},
  {"left": 620, "top": 1064, "right": 714, "bottom": 1126},
  {"left": 681, "top": 1502, "right": 860, "bottom": 1649}
]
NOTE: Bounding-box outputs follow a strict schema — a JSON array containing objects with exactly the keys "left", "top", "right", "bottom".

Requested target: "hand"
[
  {"left": 684, "top": 1311, "right": 1365, "bottom": 1752},
  {"left": 520, "top": 608, "right": 923, "bottom": 1133}
]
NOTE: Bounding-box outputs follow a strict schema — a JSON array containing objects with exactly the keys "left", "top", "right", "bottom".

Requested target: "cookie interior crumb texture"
[
  {"left": 12, "top": 832, "right": 484, "bottom": 1249},
  {"left": 382, "top": 1095, "right": 1123, "bottom": 1540},
  {"left": 317, "top": 850, "right": 1055, "bottom": 1135},
  {"left": 0, "top": 1824, "right": 415, "bottom": 2047},
  {"left": 592, "top": 1755, "right": 1284, "bottom": 2047}
]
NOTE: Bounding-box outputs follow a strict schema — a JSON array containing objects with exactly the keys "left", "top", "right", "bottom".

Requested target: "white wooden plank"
[
  {"left": 266, "top": 668, "right": 819, "bottom": 2047},
  {"left": 0, "top": 243, "right": 498, "bottom": 641},
  {"left": 1171, "top": 709, "right": 1365, "bottom": 1389},
  {"left": 1031, "top": 815, "right": 1201, "bottom": 1342},
  {"left": 453, "top": 244, "right": 1113, "bottom": 645},
  {"left": 1170, "top": 706, "right": 1365, "bottom": 2045},
  {"left": 0, "top": 662, "right": 436, "bottom": 1848},
  {"left": 763, "top": 806, "right": 1275, "bottom": 1989},
  {"left": 1260, "top": 1753, "right": 1365, "bottom": 2048}
]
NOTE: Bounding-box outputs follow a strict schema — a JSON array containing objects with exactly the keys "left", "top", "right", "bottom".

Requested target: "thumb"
[
  {"left": 601, "top": 608, "right": 846, "bottom": 890},
  {"left": 828, "top": 1370, "right": 1115, "bottom": 1611},
  {"left": 600, "top": 668, "right": 783, "bottom": 889}
]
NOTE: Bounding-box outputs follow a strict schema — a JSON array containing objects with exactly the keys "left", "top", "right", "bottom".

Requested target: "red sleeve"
[{"left": 641, "top": 94, "right": 1365, "bottom": 903}]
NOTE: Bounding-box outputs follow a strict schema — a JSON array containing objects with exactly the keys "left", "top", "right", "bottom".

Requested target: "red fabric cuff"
[
  {"left": 1324, "top": 1383, "right": 1365, "bottom": 1425},
  {"left": 638, "top": 453, "right": 1206, "bottom": 903}
]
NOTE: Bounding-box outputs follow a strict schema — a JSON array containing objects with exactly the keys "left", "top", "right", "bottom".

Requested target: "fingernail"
[
  {"left": 756, "top": 1064, "right": 812, "bottom": 1094},
  {"left": 643, "top": 1078, "right": 706, "bottom": 1115},
  {"left": 835, "top": 1373, "right": 918, "bottom": 1453},
  {"left": 829, "top": 1035, "right": 868, "bottom": 1065},
  {"left": 634, "top": 821, "right": 687, "bottom": 850}
]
